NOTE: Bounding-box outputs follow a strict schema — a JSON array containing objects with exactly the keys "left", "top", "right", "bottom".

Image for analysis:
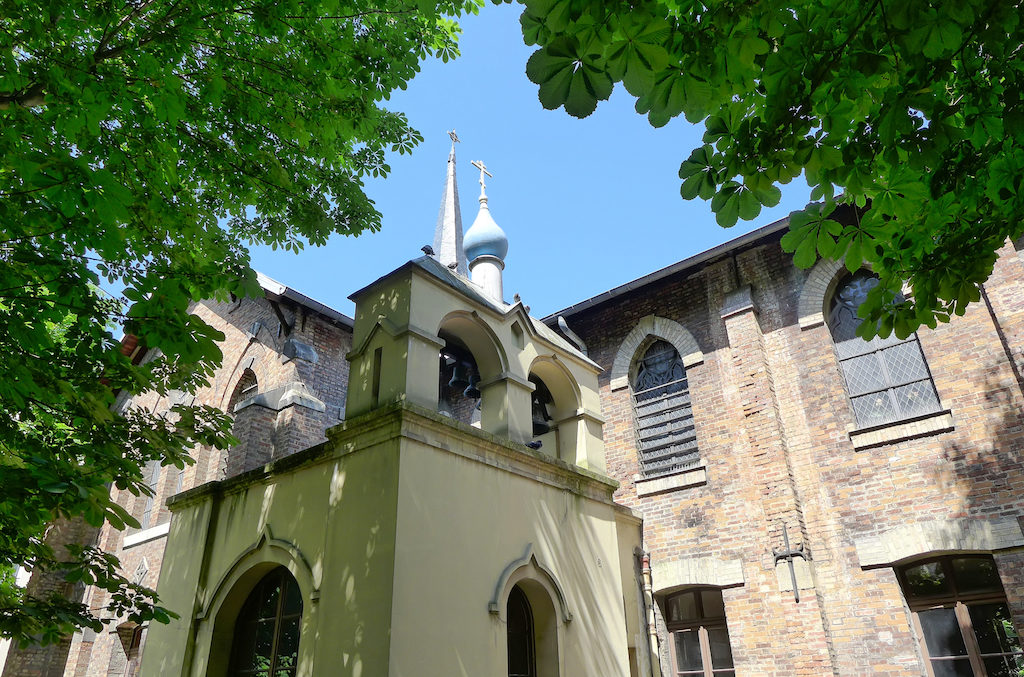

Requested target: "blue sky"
[{"left": 249, "top": 3, "right": 812, "bottom": 319}]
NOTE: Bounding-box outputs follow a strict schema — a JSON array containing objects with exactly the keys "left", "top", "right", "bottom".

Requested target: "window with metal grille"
[
  {"left": 229, "top": 567, "right": 303, "bottom": 677},
  {"left": 828, "top": 270, "right": 941, "bottom": 428},
  {"left": 139, "top": 460, "right": 161, "bottom": 529},
  {"left": 632, "top": 340, "right": 698, "bottom": 479},
  {"left": 897, "top": 555, "right": 1023, "bottom": 676}
]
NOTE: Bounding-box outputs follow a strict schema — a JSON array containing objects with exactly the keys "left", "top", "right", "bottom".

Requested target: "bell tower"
[{"left": 344, "top": 153, "right": 605, "bottom": 468}]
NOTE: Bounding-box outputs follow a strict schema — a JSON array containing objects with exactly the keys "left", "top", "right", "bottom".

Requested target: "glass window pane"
[
  {"left": 983, "top": 653, "right": 1024, "bottom": 677},
  {"left": 841, "top": 353, "right": 888, "bottom": 396},
  {"left": 252, "top": 621, "right": 275, "bottom": 670},
  {"left": 919, "top": 608, "right": 968, "bottom": 657},
  {"left": 257, "top": 579, "right": 281, "bottom": 619},
  {"left": 276, "top": 617, "right": 301, "bottom": 668},
  {"left": 892, "top": 380, "right": 940, "bottom": 418},
  {"left": 667, "top": 592, "right": 699, "bottom": 622},
  {"left": 904, "top": 561, "right": 952, "bottom": 599},
  {"left": 828, "top": 272, "right": 878, "bottom": 343},
  {"left": 929, "top": 658, "right": 975, "bottom": 677},
  {"left": 969, "top": 603, "right": 1021, "bottom": 655},
  {"left": 953, "top": 558, "right": 1003, "bottom": 595},
  {"left": 701, "top": 590, "right": 725, "bottom": 619},
  {"left": 881, "top": 341, "right": 930, "bottom": 385},
  {"left": 708, "top": 627, "right": 734, "bottom": 669},
  {"left": 851, "top": 391, "right": 896, "bottom": 427},
  {"left": 283, "top": 578, "right": 303, "bottom": 616},
  {"left": 673, "top": 630, "right": 703, "bottom": 672}
]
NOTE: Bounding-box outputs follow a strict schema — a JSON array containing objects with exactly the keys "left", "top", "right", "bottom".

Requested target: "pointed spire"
[{"left": 432, "top": 131, "right": 468, "bottom": 276}]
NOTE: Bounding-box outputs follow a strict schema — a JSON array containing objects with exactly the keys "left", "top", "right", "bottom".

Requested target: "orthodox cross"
[
  {"left": 772, "top": 521, "right": 809, "bottom": 603},
  {"left": 471, "top": 160, "right": 492, "bottom": 193}
]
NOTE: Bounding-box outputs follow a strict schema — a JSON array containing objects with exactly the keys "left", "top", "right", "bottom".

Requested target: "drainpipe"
[{"left": 642, "top": 552, "right": 662, "bottom": 677}]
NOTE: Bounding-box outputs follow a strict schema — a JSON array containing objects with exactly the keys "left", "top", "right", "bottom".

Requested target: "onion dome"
[{"left": 464, "top": 162, "right": 508, "bottom": 262}]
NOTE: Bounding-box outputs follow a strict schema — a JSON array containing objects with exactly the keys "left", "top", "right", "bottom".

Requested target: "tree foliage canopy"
[
  {"left": 520, "top": 0, "right": 1024, "bottom": 338},
  {"left": 0, "top": 0, "right": 474, "bottom": 645}
]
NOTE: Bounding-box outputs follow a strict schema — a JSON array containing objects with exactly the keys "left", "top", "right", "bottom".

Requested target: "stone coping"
[
  {"left": 168, "top": 402, "right": 619, "bottom": 510},
  {"left": 848, "top": 409, "right": 954, "bottom": 449}
]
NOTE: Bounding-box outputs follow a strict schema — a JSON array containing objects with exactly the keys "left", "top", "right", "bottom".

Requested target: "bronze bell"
[
  {"left": 532, "top": 396, "right": 551, "bottom": 436},
  {"left": 448, "top": 361, "right": 470, "bottom": 390},
  {"left": 464, "top": 369, "right": 481, "bottom": 399}
]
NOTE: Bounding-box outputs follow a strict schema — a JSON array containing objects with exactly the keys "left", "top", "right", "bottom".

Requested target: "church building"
[{"left": 5, "top": 140, "right": 1024, "bottom": 677}]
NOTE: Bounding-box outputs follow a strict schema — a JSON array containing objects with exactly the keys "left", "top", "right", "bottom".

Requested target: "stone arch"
[
  {"left": 610, "top": 316, "right": 703, "bottom": 391},
  {"left": 226, "top": 368, "right": 258, "bottom": 414},
  {"left": 437, "top": 310, "right": 509, "bottom": 383},
  {"left": 197, "top": 526, "right": 320, "bottom": 677},
  {"left": 490, "top": 544, "right": 571, "bottom": 623},
  {"left": 528, "top": 356, "right": 582, "bottom": 422},
  {"left": 217, "top": 343, "right": 276, "bottom": 412},
  {"left": 490, "top": 545, "right": 568, "bottom": 677},
  {"left": 797, "top": 258, "right": 847, "bottom": 329}
]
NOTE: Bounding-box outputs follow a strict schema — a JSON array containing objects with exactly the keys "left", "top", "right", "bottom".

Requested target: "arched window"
[
  {"left": 664, "top": 588, "right": 734, "bottom": 676},
  {"left": 228, "top": 567, "right": 302, "bottom": 677},
  {"left": 227, "top": 369, "right": 259, "bottom": 414},
  {"left": 897, "top": 555, "right": 1022, "bottom": 675},
  {"left": 632, "top": 340, "right": 698, "bottom": 478},
  {"left": 139, "top": 459, "right": 161, "bottom": 529},
  {"left": 828, "top": 270, "right": 941, "bottom": 427},
  {"left": 507, "top": 584, "right": 536, "bottom": 677}
]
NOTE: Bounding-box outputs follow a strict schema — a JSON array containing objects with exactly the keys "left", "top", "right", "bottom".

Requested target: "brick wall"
[
  {"left": 563, "top": 235, "right": 1024, "bottom": 676},
  {"left": 4, "top": 292, "right": 353, "bottom": 677}
]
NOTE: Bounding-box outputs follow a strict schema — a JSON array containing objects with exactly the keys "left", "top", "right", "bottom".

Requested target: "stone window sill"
[
  {"left": 634, "top": 465, "right": 708, "bottom": 497},
  {"left": 848, "top": 409, "right": 954, "bottom": 450},
  {"left": 123, "top": 521, "right": 170, "bottom": 549}
]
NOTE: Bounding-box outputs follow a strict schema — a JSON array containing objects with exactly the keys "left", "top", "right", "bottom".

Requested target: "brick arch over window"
[
  {"left": 610, "top": 316, "right": 704, "bottom": 391},
  {"left": 798, "top": 259, "right": 919, "bottom": 330},
  {"left": 217, "top": 344, "right": 276, "bottom": 413},
  {"left": 797, "top": 258, "right": 847, "bottom": 329}
]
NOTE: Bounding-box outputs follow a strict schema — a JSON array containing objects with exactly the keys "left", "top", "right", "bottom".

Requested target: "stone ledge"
[
  {"left": 849, "top": 409, "right": 954, "bottom": 450},
  {"left": 799, "top": 312, "right": 825, "bottom": 330},
  {"left": 720, "top": 285, "right": 754, "bottom": 319},
  {"left": 123, "top": 522, "right": 170, "bottom": 549},
  {"left": 635, "top": 465, "right": 708, "bottom": 497},
  {"left": 235, "top": 381, "right": 326, "bottom": 414}
]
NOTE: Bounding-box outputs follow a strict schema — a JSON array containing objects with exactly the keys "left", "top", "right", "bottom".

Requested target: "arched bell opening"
[
  {"left": 436, "top": 312, "right": 507, "bottom": 434},
  {"left": 528, "top": 358, "right": 583, "bottom": 463},
  {"left": 438, "top": 333, "right": 483, "bottom": 426}
]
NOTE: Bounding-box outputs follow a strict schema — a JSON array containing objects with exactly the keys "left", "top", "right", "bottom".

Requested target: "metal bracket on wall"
[{"left": 773, "top": 520, "right": 810, "bottom": 603}]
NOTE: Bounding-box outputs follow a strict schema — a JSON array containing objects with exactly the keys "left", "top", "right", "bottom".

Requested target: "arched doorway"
[{"left": 507, "top": 584, "right": 536, "bottom": 677}]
